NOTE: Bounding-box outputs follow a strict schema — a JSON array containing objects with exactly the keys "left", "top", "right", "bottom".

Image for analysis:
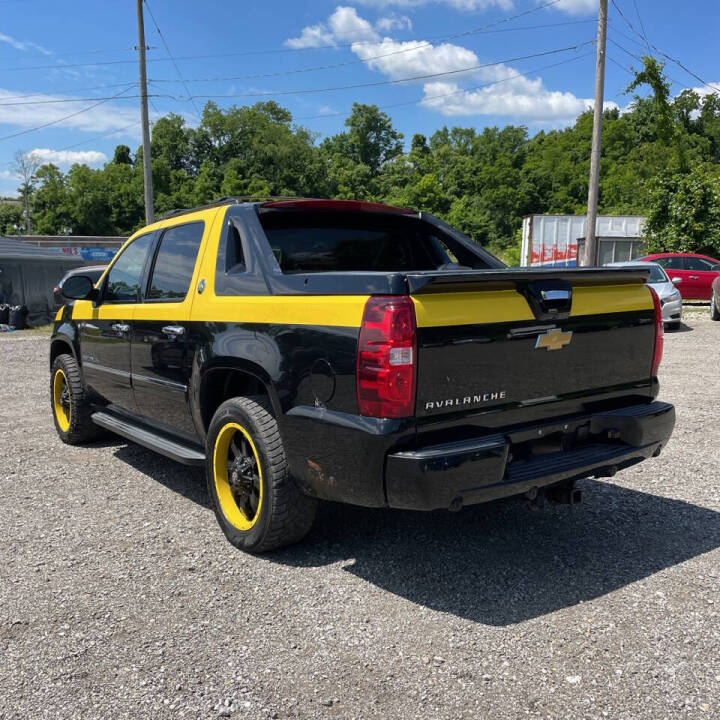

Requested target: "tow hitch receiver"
[{"left": 549, "top": 482, "right": 582, "bottom": 505}]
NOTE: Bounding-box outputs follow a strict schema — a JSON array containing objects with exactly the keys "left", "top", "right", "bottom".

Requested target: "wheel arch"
[
  {"left": 193, "top": 358, "right": 281, "bottom": 439},
  {"left": 50, "top": 329, "right": 79, "bottom": 370}
]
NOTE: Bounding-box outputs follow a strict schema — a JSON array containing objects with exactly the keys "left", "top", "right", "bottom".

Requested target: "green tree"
[
  {"left": 0, "top": 203, "right": 23, "bottom": 235},
  {"left": 32, "top": 164, "right": 73, "bottom": 234},
  {"left": 644, "top": 164, "right": 720, "bottom": 257},
  {"left": 112, "top": 144, "right": 133, "bottom": 165}
]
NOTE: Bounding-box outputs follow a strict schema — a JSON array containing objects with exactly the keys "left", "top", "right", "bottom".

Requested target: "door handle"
[
  {"left": 689, "top": 275, "right": 700, "bottom": 279},
  {"left": 162, "top": 325, "right": 185, "bottom": 337},
  {"left": 111, "top": 323, "right": 130, "bottom": 334}
]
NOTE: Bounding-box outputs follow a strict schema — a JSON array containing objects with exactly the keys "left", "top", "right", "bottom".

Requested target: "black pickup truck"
[{"left": 51, "top": 198, "right": 675, "bottom": 552}]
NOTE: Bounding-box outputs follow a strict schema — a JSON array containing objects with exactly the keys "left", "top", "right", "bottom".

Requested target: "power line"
[
  {"left": 607, "top": 37, "right": 691, "bottom": 90},
  {"left": 0, "top": 42, "right": 589, "bottom": 108},
  {"left": 167, "top": 42, "right": 594, "bottom": 102},
  {"left": 0, "top": 85, "right": 147, "bottom": 107},
  {"left": 0, "top": 90, "right": 156, "bottom": 107},
  {"left": 608, "top": 37, "right": 641, "bottom": 62},
  {"left": 630, "top": 0, "right": 652, "bottom": 55},
  {"left": 142, "top": 0, "right": 201, "bottom": 118},
  {"left": 0, "top": 86, "right": 138, "bottom": 142},
  {"left": 610, "top": 0, "right": 719, "bottom": 93},
  {"left": 54, "top": 121, "right": 142, "bottom": 152},
  {"left": 0, "top": 81, "right": 142, "bottom": 103}
]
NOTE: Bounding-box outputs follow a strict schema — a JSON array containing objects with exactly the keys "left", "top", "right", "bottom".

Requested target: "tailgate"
[{"left": 408, "top": 267, "right": 656, "bottom": 418}]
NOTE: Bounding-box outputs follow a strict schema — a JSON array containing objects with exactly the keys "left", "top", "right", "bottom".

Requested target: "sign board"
[{"left": 61, "top": 246, "right": 118, "bottom": 263}]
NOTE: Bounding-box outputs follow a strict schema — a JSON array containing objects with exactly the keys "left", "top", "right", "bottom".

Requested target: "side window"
[
  {"left": 104, "top": 233, "right": 154, "bottom": 303},
  {"left": 684, "top": 257, "right": 714, "bottom": 271},
  {"left": 656, "top": 257, "right": 683, "bottom": 270},
  {"left": 146, "top": 221, "right": 204, "bottom": 301}
]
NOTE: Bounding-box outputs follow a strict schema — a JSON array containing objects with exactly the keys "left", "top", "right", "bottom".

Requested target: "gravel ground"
[{"left": 1, "top": 312, "right": 719, "bottom": 720}]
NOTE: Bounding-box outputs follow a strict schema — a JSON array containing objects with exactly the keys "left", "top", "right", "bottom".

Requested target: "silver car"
[{"left": 605, "top": 260, "right": 683, "bottom": 330}]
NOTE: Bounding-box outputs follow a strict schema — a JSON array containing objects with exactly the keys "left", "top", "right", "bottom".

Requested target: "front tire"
[
  {"left": 205, "top": 397, "right": 317, "bottom": 553},
  {"left": 711, "top": 291, "right": 720, "bottom": 321},
  {"left": 51, "top": 353, "right": 102, "bottom": 444}
]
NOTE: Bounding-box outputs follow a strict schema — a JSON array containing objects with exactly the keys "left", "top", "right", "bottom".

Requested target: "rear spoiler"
[{"left": 405, "top": 267, "right": 651, "bottom": 294}]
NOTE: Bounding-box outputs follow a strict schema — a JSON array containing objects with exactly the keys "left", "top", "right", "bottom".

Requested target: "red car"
[{"left": 641, "top": 253, "right": 720, "bottom": 300}]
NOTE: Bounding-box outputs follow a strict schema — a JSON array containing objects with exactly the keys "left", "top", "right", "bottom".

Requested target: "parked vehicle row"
[{"left": 640, "top": 252, "right": 720, "bottom": 300}]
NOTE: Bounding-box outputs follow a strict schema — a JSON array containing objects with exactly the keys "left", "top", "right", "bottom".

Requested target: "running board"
[{"left": 91, "top": 411, "right": 206, "bottom": 466}]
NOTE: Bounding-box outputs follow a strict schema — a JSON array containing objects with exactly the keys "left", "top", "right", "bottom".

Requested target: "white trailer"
[{"left": 520, "top": 214, "right": 646, "bottom": 267}]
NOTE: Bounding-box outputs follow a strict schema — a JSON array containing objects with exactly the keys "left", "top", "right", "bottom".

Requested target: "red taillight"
[
  {"left": 649, "top": 286, "right": 664, "bottom": 377},
  {"left": 357, "top": 295, "right": 417, "bottom": 418}
]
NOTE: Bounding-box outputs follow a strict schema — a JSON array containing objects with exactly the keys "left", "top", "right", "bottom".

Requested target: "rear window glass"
[
  {"left": 647, "top": 265, "right": 668, "bottom": 283},
  {"left": 258, "top": 211, "right": 455, "bottom": 273}
]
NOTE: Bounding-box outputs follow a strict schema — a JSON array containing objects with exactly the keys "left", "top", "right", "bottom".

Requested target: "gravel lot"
[{"left": 1, "top": 312, "right": 719, "bottom": 720}]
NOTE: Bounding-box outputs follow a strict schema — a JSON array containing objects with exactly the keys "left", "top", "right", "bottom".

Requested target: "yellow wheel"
[
  {"left": 213, "top": 422, "right": 263, "bottom": 531},
  {"left": 50, "top": 353, "right": 101, "bottom": 444},
  {"left": 52, "top": 368, "right": 71, "bottom": 432},
  {"left": 205, "top": 396, "right": 317, "bottom": 553}
]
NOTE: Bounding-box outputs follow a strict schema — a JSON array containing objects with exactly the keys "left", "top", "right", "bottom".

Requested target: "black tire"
[
  {"left": 205, "top": 396, "right": 317, "bottom": 553},
  {"left": 50, "top": 353, "right": 102, "bottom": 444},
  {"left": 711, "top": 291, "right": 720, "bottom": 321}
]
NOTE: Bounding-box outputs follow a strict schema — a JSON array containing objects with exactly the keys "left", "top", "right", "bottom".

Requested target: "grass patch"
[{"left": 20, "top": 323, "right": 54, "bottom": 336}]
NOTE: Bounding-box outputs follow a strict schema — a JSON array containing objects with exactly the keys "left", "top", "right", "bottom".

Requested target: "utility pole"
[
  {"left": 136, "top": 0, "right": 154, "bottom": 224},
  {"left": 582, "top": 0, "right": 608, "bottom": 267}
]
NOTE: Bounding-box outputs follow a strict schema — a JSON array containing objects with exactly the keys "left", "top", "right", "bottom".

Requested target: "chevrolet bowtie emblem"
[{"left": 535, "top": 328, "right": 573, "bottom": 351}]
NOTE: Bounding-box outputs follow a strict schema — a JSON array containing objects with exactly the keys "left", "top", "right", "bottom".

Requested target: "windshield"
[{"left": 647, "top": 265, "right": 669, "bottom": 284}]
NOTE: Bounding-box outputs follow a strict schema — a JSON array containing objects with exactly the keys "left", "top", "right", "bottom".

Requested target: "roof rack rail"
[{"left": 158, "top": 196, "right": 307, "bottom": 221}]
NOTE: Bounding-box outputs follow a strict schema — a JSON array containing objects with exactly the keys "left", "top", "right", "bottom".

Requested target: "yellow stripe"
[
  {"left": 413, "top": 283, "right": 652, "bottom": 328},
  {"left": 412, "top": 290, "right": 534, "bottom": 328},
  {"left": 190, "top": 295, "right": 369, "bottom": 327},
  {"left": 570, "top": 284, "right": 653, "bottom": 316},
  {"left": 55, "top": 307, "right": 64, "bottom": 322},
  {"left": 72, "top": 301, "right": 133, "bottom": 321}
]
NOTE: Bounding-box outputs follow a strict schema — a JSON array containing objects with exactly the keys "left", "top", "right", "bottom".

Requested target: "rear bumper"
[{"left": 385, "top": 401, "right": 675, "bottom": 511}]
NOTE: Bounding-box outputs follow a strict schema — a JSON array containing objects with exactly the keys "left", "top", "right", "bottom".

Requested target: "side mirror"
[
  {"left": 61, "top": 275, "right": 97, "bottom": 301},
  {"left": 671, "top": 276, "right": 682, "bottom": 285}
]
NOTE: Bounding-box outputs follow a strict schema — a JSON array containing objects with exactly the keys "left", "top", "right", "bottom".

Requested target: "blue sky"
[{"left": 0, "top": 0, "right": 717, "bottom": 196}]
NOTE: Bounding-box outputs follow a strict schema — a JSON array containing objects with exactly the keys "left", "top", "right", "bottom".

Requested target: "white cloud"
[
  {"left": 0, "top": 32, "right": 51, "bottom": 55},
  {"left": 376, "top": 14, "right": 412, "bottom": 32},
  {"left": 329, "top": 6, "right": 379, "bottom": 41},
  {"left": 285, "top": 22, "right": 337, "bottom": 49},
  {"left": 352, "top": 38, "right": 478, "bottom": 80},
  {"left": 544, "top": 0, "right": 597, "bottom": 15},
  {"left": 28, "top": 148, "right": 108, "bottom": 167},
  {"left": 0, "top": 88, "right": 142, "bottom": 136},
  {"left": 286, "top": 6, "right": 378, "bottom": 48},
  {"left": 421, "top": 79, "right": 594, "bottom": 122}
]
